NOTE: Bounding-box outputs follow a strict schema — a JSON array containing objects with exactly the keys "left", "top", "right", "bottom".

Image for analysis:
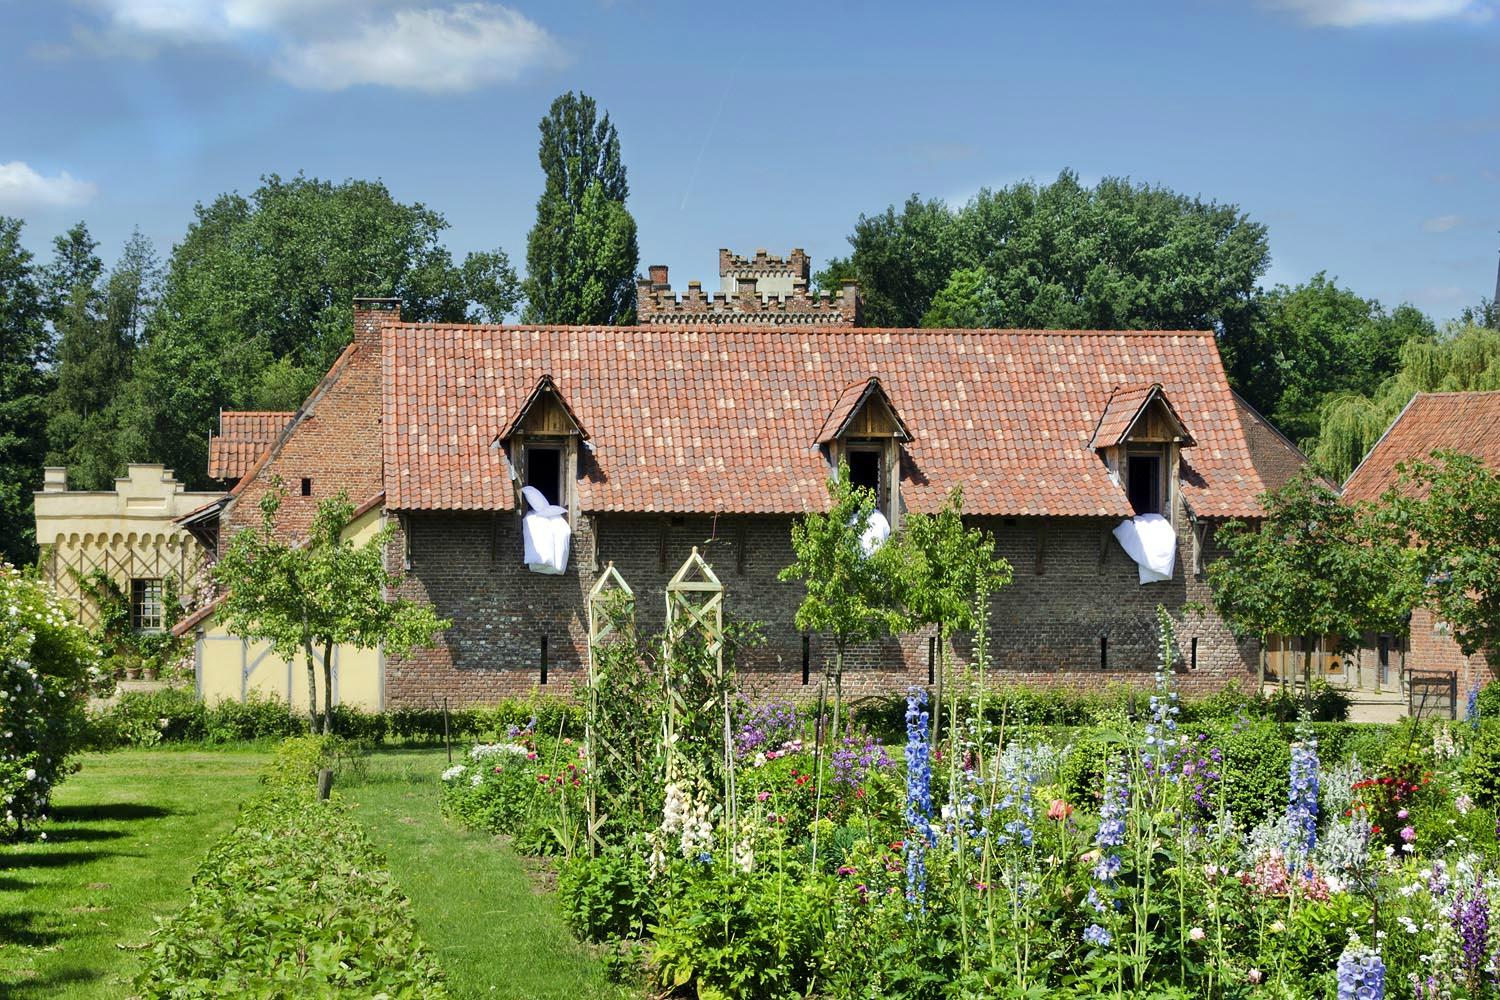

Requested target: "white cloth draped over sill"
[
  {"left": 521, "top": 485, "right": 571, "bottom": 575},
  {"left": 859, "top": 510, "right": 891, "bottom": 557},
  {"left": 1112, "top": 513, "right": 1177, "bottom": 585}
]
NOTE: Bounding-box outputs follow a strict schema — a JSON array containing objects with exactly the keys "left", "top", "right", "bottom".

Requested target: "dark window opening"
[
  {"left": 540, "top": 634, "right": 549, "bottom": 685},
  {"left": 1099, "top": 635, "right": 1108, "bottom": 670},
  {"left": 1126, "top": 454, "right": 1162, "bottom": 515},
  {"left": 927, "top": 635, "right": 936, "bottom": 684},
  {"left": 526, "top": 446, "right": 562, "bottom": 507},
  {"left": 801, "top": 635, "right": 810, "bottom": 686},
  {"left": 846, "top": 448, "right": 881, "bottom": 497},
  {"left": 300, "top": 477, "right": 312, "bottom": 497},
  {"left": 1190, "top": 637, "right": 1199, "bottom": 670},
  {"left": 131, "top": 578, "right": 164, "bottom": 632}
]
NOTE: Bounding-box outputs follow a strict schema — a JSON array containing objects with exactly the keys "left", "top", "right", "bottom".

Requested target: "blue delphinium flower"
[
  {"left": 1092, "top": 760, "right": 1127, "bottom": 889},
  {"left": 1335, "top": 943, "right": 1385, "bottom": 1000},
  {"left": 1466, "top": 682, "right": 1481, "bottom": 730},
  {"left": 996, "top": 745, "right": 1037, "bottom": 849},
  {"left": 903, "top": 687, "right": 936, "bottom": 910},
  {"left": 1083, "top": 923, "right": 1112, "bottom": 949},
  {"left": 1285, "top": 736, "right": 1320, "bottom": 864}
]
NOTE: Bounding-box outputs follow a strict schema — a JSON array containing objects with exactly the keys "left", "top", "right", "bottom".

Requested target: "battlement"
[{"left": 638, "top": 248, "right": 858, "bottom": 327}]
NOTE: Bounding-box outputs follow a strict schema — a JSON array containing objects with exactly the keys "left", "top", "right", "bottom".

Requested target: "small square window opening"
[{"left": 300, "top": 477, "right": 312, "bottom": 497}]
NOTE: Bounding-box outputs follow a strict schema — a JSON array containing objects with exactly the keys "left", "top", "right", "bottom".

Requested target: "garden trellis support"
[
  {"left": 663, "top": 548, "right": 736, "bottom": 838},
  {"left": 585, "top": 561, "right": 635, "bottom": 854}
]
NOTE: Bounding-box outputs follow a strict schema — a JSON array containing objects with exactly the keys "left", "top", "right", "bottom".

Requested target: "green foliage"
[
  {"left": 920, "top": 267, "right": 1003, "bottom": 328},
  {"left": 441, "top": 734, "right": 586, "bottom": 855},
  {"left": 779, "top": 466, "right": 907, "bottom": 712},
  {"left": 215, "top": 482, "right": 450, "bottom": 733},
  {"left": 0, "top": 564, "right": 102, "bottom": 839},
  {"left": 1311, "top": 323, "right": 1500, "bottom": 481},
  {"left": 651, "top": 864, "right": 830, "bottom": 1000},
  {"left": 0, "top": 217, "right": 51, "bottom": 564},
  {"left": 1208, "top": 469, "right": 1417, "bottom": 665},
  {"left": 897, "top": 485, "right": 1013, "bottom": 637},
  {"left": 134, "top": 755, "right": 446, "bottom": 997},
  {"left": 833, "top": 171, "right": 1268, "bottom": 341},
  {"left": 74, "top": 570, "right": 186, "bottom": 679},
  {"left": 1459, "top": 722, "right": 1500, "bottom": 809},
  {"left": 1205, "top": 719, "right": 1292, "bottom": 823},
  {"left": 558, "top": 841, "right": 657, "bottom": 942},
  {"left": 1389, "top": 451, "right": 1500, "bottom": 668},
  {"left": 120, "top": 174, "right": 515, "bottom": 487},
  {"left": 262, "top": 733, "right": 369, "bottom": 791},
  {"left": 522, "top": 92, "right": 638, "bottom": 325}
]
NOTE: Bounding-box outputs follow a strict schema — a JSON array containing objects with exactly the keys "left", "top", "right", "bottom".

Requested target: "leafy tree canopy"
[
  {"left": 120, "top": 174, "right": 518, "bottom": 488},
  {"left": 1207, "top": 470, "right": 1416, "bottom": 661},
  {"left": 522, "top": 92, "right": 639, "bottom": 325},
  {"left": 1387, "top": 451, "right": 1500, "bottom": 668},
  {"left": 0, "top": 217, "right": 51, "bottom": 564}
]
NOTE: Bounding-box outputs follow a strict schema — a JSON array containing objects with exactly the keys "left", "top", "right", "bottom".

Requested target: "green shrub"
[
  {"left": 202, "top": 693, "right": 305, "bottom": 743},
  {"left": 558, "top": 841, "right": 656, "bottom": 942},
  {"left": 1207, "top": 720, "right": 1292, "bottom": 823},
  {"left": 262, "top": 734, "right": 371, "bottom": 792},
  {"left": 1460, "top": 721, "right": 1500, "bottom": 809},
  {"left": 0, "top": 565, "right": 102, "bottom": 839},
  {"left": 134, "top": 761, "right": 446, "bottom": 997}
]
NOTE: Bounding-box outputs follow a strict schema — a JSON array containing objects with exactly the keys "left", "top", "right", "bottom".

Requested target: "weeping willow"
[{"left": 1309, "top": 324, "right": 1500, "bottom": 483}]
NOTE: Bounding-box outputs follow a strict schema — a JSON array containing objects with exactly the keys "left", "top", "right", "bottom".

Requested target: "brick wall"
[
  {"left": 383, "top": 500, "right": 1258, "bottom": 708},
  {"left": 1409, "top": 607, "right": 1494, "bottom": 692},
  {"left": 218, "top": 308, "right": 387, "bottom": 548}
]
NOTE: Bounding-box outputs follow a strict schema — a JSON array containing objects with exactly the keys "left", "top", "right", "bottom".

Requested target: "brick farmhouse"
[{"left": 177, "top": 250, "right": 1313, "bottom": 709}]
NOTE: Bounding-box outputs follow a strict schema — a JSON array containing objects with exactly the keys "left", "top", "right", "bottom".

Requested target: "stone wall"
[{"left": 383, "top": 500, "right": 1258, "bottom": 708}]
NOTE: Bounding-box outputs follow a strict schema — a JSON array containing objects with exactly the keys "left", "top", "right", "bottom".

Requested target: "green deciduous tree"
[
  {"left": 522, "top": 92, "right": 639, "bottom": 325},
  {"left": 1388, "top": 452, "right": 1500, "bottom": 669},
  {"left": 830, "top": 172, "right": 1268, "bottom": 342},
  {"left": 121, "top": 175, "right": 518, "bottom": 487},
  {"left": 896, "top": 485, "right": 1013, "bottom": 741},
  {"left": 215, "top": 481, "right": 450, "bottom": 734},
  {"left": 779, "top": 466, "right": 907, "bottom": 738},
  {"left": 1312, "top": 323, "right": 1500, "bottom": 483},
  {"left": 1207, "top": 470, "right": 1416, "bottom": 694},
  {"left": 0, "top": 217, "right": 51, "bottom": 565},
  {"left": 921, "top": 267, "right": 1004, "bottom": 329}
]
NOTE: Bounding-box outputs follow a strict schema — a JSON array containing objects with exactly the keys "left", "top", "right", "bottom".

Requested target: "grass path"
[
  {"left": 0, "top": 749, "right": 269, "bottom": 998},
  {"left": 344, "top": 748, "right": 635, "bottom": 1000}
]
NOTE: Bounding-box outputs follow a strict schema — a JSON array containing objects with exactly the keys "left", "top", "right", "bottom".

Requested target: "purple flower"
[
  {"left": 734, "top": 699, "right": 800, "bottom": 757},
  {"left": 1336, "top": 943, "right": 1384, "bottom": 1000},
  {"left": 1452, "top": 884, "right": 1491, "bottom": 987},
  {"left": 903, "top": 688, "right": 935, "bottom": 910},
  {"left": 1285, "top": 738, "right": 1319, "bottom": 864},
  {"left": 831, "top": 730, "right": 893, "bottom": 788},
  {"left": 1083, "top": 923, "right": 1112, "bottom": 948}
]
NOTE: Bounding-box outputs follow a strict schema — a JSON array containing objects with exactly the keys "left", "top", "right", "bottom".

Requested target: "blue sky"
[{"left": 1, "top": 0, "right": 1496, "bottom": 320}]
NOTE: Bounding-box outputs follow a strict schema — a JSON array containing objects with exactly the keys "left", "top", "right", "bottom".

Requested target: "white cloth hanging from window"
[
  {"left": 521, "top": 485, "right": 571, "bottom": 574},
  {"left": 1112, "top": 513, "right": 1176, "bottom": 584},
  {"left": 859, "top": 510, "right": 891, "bottom": 556}
]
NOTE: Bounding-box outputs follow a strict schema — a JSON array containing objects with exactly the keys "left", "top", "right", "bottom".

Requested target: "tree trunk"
[
  {"left": 1303, "top": 637, "right": 1315, "bottom": 713},
  {"left": 321, "top": 639, "right": 335, "bottom": 736},
  {"left": 832, "top": 643, "right": 845, "bottom": 741},
  {"left": 302, "top": 637, "right": 319, "bottom": 734}
]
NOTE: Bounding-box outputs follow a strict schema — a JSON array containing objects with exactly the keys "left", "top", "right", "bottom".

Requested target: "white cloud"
[
  {"left": 1423, "top": 214, "right": 1464, "bottom": 232},
  {"left": 66, "top": 1, "right": 561, "bottom": 91},
  {"left": 0, "top": 162, "right": 98, "bottom": 210},
  {"left": 273, "top": 4, "right": 562, "bottom": 93},
  {"left": 1265, "top": 0, "right": 1496, "bottom": 26}
]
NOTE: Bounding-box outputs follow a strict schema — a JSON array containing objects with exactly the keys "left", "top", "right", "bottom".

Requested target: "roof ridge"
[{"left": 387, "top": 322, "right": 1216, "bottom": 337}]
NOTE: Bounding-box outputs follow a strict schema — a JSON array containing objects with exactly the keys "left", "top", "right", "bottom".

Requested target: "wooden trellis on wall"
[{"left": 584, "top": 561, "right": 634, "bottom": 853}]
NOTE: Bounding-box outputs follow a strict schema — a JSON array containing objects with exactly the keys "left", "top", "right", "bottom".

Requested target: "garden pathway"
[{"left": 344, "top": 748, "right": 635, "bottom": 1000}]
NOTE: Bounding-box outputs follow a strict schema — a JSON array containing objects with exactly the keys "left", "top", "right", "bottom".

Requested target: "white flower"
[
  {"left": 24, "top": 768, "right": 36, "bottom": 781},
  {"left": 441, "top": 765, "right": 465, "bottom": 782},
  {"left": 469, "top": 772, "right": 484, "bottom": 787}
]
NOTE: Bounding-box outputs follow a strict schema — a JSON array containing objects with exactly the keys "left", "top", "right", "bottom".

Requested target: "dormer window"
[
  {"left": 497, "top": 375, "right": 589, "bottom": 575},
  {"left": 816, "top": 377, "right": 913, "bottom": 527},
  {"left": 1092, "top": 382, "right": 1195, "bottom": 524}
]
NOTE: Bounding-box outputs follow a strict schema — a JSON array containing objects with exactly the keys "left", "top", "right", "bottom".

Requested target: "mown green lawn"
[
  {"left": 0, "top": 749, "right": 270, "bottom": 998},
  {"left": 343, "top": 748, "right": 636, "bottom": 1000}
]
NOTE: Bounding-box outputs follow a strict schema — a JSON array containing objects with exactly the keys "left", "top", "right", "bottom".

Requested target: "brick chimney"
[
  {"left": 648, "top": 264, "right": 669, "bottom": 289},
  {"left": 353, "top": 297, "right": 401, "bottom": 352},
  {"left": 839, "top": 279, "right": 862, "bottom": 326}
]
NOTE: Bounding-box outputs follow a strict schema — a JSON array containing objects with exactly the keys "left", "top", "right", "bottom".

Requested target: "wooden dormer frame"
[
  {"left": 817, "top": 377, "right": 912, "bottom": 528},
  {"left": 497, "top": 374, "right": 586, "bottom": 523},
  {"left": 1092, "top": 384, "right": 1196, "bottom": 526}
]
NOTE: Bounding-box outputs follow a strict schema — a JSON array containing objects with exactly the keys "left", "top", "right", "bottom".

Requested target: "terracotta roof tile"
[
  {"left": 208, "top": 410, "right": 295, "bottom": 480},
  {"left": 383, "top": 325, "right": 1265, "bottom": 518},
  {"left": 1342, "top": 391, "right": 1500, "bottom": 503}
]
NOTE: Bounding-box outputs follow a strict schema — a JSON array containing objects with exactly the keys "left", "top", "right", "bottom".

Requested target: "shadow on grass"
[
  {"left": 4, "top": 961, "right": 106, "bottom": 1000},
  {"left": 39, "top": 826, "right": 129, "bottom": 844},
  {"left": 0, "top": 851, "right": 118, "bottom": 870},
  {"left": 0, "top": 910, "right": 61, "bottom": 950},
  {"left": 50, "top": 803, "right": 170, "bottom": 822}
]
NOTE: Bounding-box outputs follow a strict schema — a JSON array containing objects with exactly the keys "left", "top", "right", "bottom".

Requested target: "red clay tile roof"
[
  {"left": 383, "top": 325, "right": 1266, "bottom": 518},
  {"left": 1232, "top": 391, "right": 1318, "bottom": 494},
  {"left": 1089, "top": 384, "right": 1195, "bottom": 449},
  {"left": 815, "top": 377, "right": 912, "bottom": 444},
  {"left": 1342, "top": 391, "right": 1500, "bottom": 503},
  {"left": 208, "top": 411, "right": 295, "bottom": 480}
]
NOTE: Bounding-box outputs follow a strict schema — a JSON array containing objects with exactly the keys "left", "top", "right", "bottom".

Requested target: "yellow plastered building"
[{"left": 179, "top": 498, "right": 386, "bottom": 713}]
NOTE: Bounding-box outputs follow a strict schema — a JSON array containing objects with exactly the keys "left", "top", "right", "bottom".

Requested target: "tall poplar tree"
[{"left": 522, "top": 92, "right": 639, "bottom": 325}]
